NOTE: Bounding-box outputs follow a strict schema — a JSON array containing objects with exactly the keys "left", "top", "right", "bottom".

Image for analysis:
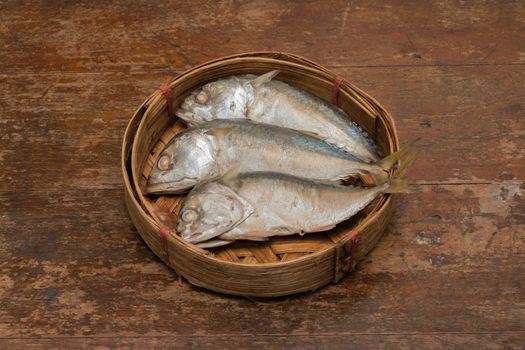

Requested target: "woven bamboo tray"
[{"left": 122, "top": 52, "right": 399, "bottom": 297}]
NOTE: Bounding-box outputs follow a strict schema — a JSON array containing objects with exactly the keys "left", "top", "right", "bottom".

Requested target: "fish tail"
[
  {"left": 384, "top": 151, "right": 417, "bottom": 193},
  {"left": 384, "top": 178, "right": 412, "bottom": 193},
  {"left": 376, "top": 138, "right": 420, "bottom": 172},
  {"left": 393, "top": 150, "right": 416, "bottom": 179}
]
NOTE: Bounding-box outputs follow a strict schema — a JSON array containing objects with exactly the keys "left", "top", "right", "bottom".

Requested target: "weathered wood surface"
[
  {"left": 1, "top": 0, "right": 524, "bottom": 73},
  {"left": 1, "top": 66, "right": 523, "bottom": 191},
  {"left": 0, "top": 1, "right": 523, "bottom": 349}
]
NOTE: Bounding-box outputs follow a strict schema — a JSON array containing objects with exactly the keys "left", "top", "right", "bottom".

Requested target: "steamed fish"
[
  {"left": 147, "top": 119, "right": 408, "bottom": 194},
  {"left": 176, "top": 171, "right": 409, "bottom": 248},
  {"left": 175, "top": 71, "right": 379, "bottom": 163}
]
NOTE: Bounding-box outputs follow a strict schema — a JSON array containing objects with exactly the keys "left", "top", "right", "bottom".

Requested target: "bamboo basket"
[{"left": 122, "top": 52, "right": 399, "bottom": 297}]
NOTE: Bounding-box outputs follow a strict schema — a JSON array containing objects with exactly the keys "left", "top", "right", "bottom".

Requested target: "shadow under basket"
[{"left": 121, "top": 52, "right": 399, "bottom": 297}]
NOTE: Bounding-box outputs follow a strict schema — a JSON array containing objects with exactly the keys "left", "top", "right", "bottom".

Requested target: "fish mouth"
[
  {"left": 178, "top": 221, "right": 233, "bottom": 244},
  {"left": 175, "top": 108, "right": 196, "bottom": 124},
  {"left": 146, "top": 180, "right": 197, "bottom": 195},
  {"left": 175, "top": 95, "right": 199, "bottom": 124},
  {"left": 179, "top": 228, "right": 217, "bottom": 244},
  {"left": 175, "top": 96, "right": 213, "bottom": 125},
  {"left": 180, "top": 232, "right": 205, "bottom": 244}
]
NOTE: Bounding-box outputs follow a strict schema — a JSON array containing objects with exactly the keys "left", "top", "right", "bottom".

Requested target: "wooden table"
[{"left": 1, "top": 1, "right": 523, "bottom": 349}]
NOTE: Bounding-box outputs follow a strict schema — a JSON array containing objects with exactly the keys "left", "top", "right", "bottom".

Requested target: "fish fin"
[
  {"left": 197, "top": 238, "right": 233, "bottom": 248},
  {"left": 385, "top": 179, "right": 413, "bottom": 194},
  {"left": 296, "top": 131, "right": 353, "bottom": 154},
  {"left": 354, "top": 170, "right": 377, "bottom": 187},
  {"left": 219, "top": 164, "right": 241, "bottom": 183},
  {"left": 204, "top": 126, "right": 233, "bottom": 138},
  {"left": 376, "top": 138, "right": 420, "bottom": 172},
  {"left": 342, "top": 168, "right": 384, "bottom": 187},
  {"left": 251, "top": 70, "right": 280, "bottom": 87},
  {"left": 298, "top": 129, "right": 328, "bottom": 142}
]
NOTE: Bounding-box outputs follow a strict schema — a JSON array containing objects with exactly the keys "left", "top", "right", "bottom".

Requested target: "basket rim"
[{"left": 125, "top": 51, "right": 399, "bottom": 267}]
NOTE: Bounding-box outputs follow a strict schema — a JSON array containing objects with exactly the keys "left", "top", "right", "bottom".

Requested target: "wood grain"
[
  {"left": 0, "top": 334, "right": 524, "bottom": 350},
  {"left": 1, "top": 66, "right": 523, "bottom": 192},
  {"left": 1, "top": 186, "right": 523, "bottom": 337},
  {"left": 1, "top": 0, "right": 524, "bottom": 348},
  {"left": 0, "top": 0, "right": 524, "bottom": 74}
]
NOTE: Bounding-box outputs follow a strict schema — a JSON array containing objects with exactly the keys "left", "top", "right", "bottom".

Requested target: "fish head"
[
  {"left": 177, "top": 182, "right": 254, "bottom": 244},
  {"left": 175, "top": 77, "right": 253, "bottom": 125},
  {"left": 146, "top": 130, "right": 218, "bottom": 194}
]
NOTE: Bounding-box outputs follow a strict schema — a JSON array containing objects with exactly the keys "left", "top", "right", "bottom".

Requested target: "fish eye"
[
  {"left": 157, "top": 154, "right": 171, "bottom": 171},
  {"left": 181, "top": 209, "right": 198, "bottom": 223},
  {"left": 194, "top": 91, "right": 209, "bottom": 104}
]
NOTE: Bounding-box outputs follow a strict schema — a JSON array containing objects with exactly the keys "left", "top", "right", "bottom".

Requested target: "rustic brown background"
[{"left": 1, "top": 1, "right": 524, "bottom": 349}]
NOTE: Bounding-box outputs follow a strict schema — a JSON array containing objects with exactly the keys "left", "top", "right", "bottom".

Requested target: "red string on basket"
[
  {"left": 159, "top": 83, "right": 174, "bottom": 119},
  {"left": 348, "top": 229, "right": 360, "bottom": 271},
  {"left": 159, "top": 226, "right": 172, "bottom": 265},
  {"left": 332, "top": 75, "right": 344, "bottom": 107},
  {"left": 159, "top": 226, "right": 184, "bottom": 287}
]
